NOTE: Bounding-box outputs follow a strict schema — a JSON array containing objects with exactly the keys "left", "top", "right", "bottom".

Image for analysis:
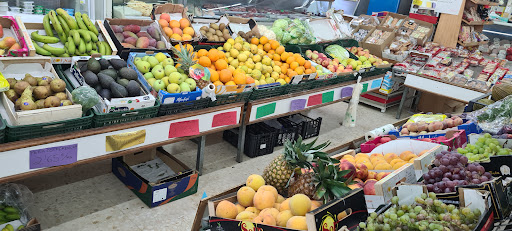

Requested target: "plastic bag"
[
  {"left": 343, "top": 76, "right": 362, "bottom": 127},
  {"left": 0, "top": 72, "right": 9, "bottom": 92},
  {"left": 407, "top": 114, "right": 447, "bottom": 123},
  {"left": 467, "top": 95, "right": 512, "bottom": 134},
  {"left": 0, "top": 183, "right": 34, "bottom": 226}
]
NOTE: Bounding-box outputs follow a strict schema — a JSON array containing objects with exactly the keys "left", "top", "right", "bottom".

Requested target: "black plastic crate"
[
  {"left": 158, "top": 98, "right": 210, "bottom": 116},
  {"left": 209, "top": 92, "right": 250, "bottom": 107},
  {"left": 284, "top": 81, "right": 315, "bottom": 94},
  {"left": 223, "top": 123, "right": 277, "bottom": 158},
  {"left": 465, "top": 93, "right": 492, "bottom": 112},
  {"left": 281, "top": 113, "right": 322, "bottom": 139},
  {"left": 263, "top": 119, "right": 300, "bottom": 146},
  {"left": 0, "top": 117, "right": 5, "bottom": 144}
]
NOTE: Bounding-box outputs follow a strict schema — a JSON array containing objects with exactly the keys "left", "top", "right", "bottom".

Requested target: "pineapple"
[
  {"left": 170, "top": 43, "right": 208, "bottom": 89},
  {"left": 262, "top": 137, "right": 330, "bottom": 196},
  {"left": 310, "top": 158, "right": 352, "bottom": 204},
  {"left": 287, "top": 171, "right": 315, "bottom": 199}
]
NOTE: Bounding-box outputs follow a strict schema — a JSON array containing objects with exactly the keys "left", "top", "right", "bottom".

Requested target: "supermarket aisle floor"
[{"left": 14, "top": 101, "right": 413, "bottom": 231}]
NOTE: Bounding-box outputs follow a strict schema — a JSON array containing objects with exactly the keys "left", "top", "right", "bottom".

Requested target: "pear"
[{"left": 19, "top": 87, "right": 37, "bottom": 110}]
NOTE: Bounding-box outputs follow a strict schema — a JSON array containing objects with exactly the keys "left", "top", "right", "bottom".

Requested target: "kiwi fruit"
[
  {"left": 219, "top": 23, "right": 226, "bottom": 31},
  {"left": 6, "top": 78, "right": 16, "bottom": 89},
  {"left": 23, "top": 74, "right": 37, "bottom": 86},
  {"left": 200, "top": 26, "right": 208, "bottom": 31},
  {"left": 215, "top": 30, "right": 223, "bottom": 37},
  {"left": 210, "top": 23, "right": 219, "bottom": 30},
  {"left": 14, "top": 81, "right": 30, "bottom": 95},
  {"left": 44, "top": 96, "right": 61, "bottom": 108},
  {"left": 33, "top": 86, "right": 50, "bottom": 99},
  {"left": 213, "top": 35, "right": 219, "bottom": 41},
  {"left": 223, "top": 34, "right": 231, "bottom": 40},
  {"left": 54, "top": 92, "right": 67, "bottom": 100}
]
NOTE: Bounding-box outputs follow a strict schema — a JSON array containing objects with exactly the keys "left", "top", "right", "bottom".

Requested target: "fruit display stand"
[{"left": 0, "top": 102, "right": 244, "bottom": 182}]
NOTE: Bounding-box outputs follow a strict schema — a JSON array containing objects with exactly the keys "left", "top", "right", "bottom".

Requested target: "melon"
[{"left": 492, "top": 83, "right": 512, "bottom": 101}]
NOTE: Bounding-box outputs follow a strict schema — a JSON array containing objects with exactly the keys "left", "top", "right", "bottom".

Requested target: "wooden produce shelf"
[
  {"left": 245, "top": 75, "right": 385, "bottom": 125},
  {"left": 0, "top": 103, "right": 245, "bottom": 183},
  {"left": 468, "top": 0, "right": 499, "bottom": 5},
  {"left": 462, "top": 19, "right": 494, "bottom": 25}
]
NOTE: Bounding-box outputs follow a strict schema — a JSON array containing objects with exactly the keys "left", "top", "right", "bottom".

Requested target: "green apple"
[
  {"left": 161, "top": 58, "right": 174, "bottom": 67},
  {"left": 152, "top": 66, "right": 165, "bottom": 80},
  {"left": 167, "top": 83, "right": 181, "bottom": 93},
  {"left": 134, "top": 57, "right": 142, "bottom": 64},
  {"left": 161, "top": 77, "right": 170, "bottom": 86},
  {"left": 142, "top": 56, "right": 150, "bottom": 61},
  {"left": 179, "top": 73, "right": 187, "bottom": 84},
  {"left": 185, "top": 78, "right": 196, "bottom": 90},
  {"left": 147, "top": 78, "right": 156, "bottom": 86},
  {"left": 177, "top": 68, "right": 184, "bottom": 74},
  {"left": 164, "top": 65, "right": 178, "bottom": 76},
  {"left": 169, "top": 72, "right": 181, "bottom": 84},
  {"left": 180, "top": 82, "right": 191, "bottom": 92},
  {"left": 152, "top": 80, "right": 166, "bottom": 92},
  {"left": 136, "top": 61, "right": 151, "bottom": 73},
  {"left": 147, "top": 56, "right": 160, "bottom": 68},
  {"left": 143, "top": 72, "right": 154, "bottom": 80},
  {"left": 155, "top": 52, "right": 167, "bottom": 62}
]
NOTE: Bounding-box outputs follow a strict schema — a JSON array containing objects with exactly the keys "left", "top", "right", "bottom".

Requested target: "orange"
[
  {"left": 288, "top": 71, "right": 297, "bottom": 78},
  {"left": 172, "top": 27, "right": 183, "bottom": 35},
  {"left": 304, "top": 60, "right": 311, "bottom": 69},
  {"left": 274, "top": 61, "right": 282, "bottom": 66},
  {"left": 210, "top": 65, "right": 216, "bottom": 70},
  {"left": 215, "top": 59, "right": 228, "bottom": 70},
  {"left": 170, "top": 34, "right": 182, "bottom": 41},
  {"left": 233, "top": 69, "right": 246, "bottom": 76},
  {"left": 281, "top": 52, "right": 290, "bottom": 62},
  {"left": 246, "top": 76, "right": 255, "bottom": 84},
  {"left": 251, "top": 37, "right": 259, "bottom": 45},
  {"left": 259, "top": 36, "right": 269, "bottom": 45},
  {"left": 183, "top": 27, "right": 195, "bottom": 36},
  {"left": 158, "top": 19, "right": 169, "bottom": 28},
  {"left": 290, "top": 62, "right": 299, "bottom": 70},
  {"left": 311, "top": 66, "right": 316, "bottom": 72},
  {"left": 225, "top": 81, "right": 236, "bottom": 86},
  {"left": 209, "top": 68, "right": 219, "bottom": 82},
  {"left": 273, "top": 54, "right": 280, "bottom": 61},
  {"left": 182, "top": 34, "right": 192, "bottom": 41},
  {"left": 263, "top": 43, "right": 271, "bottom": 52},
  {"left": 234, "top": 73, "right": 246, "bottom": 84},
  {"left": 208, "top": 49, "right": 220, "bottom": 62},
  {"left": 285, "top": 77, "right": 291, "bottom": 83},
  {"left": 280, "top": 66, "right": 288, "bottom": 75},
  {"left": 281, "top": 63, "right": 289, "bottom": 70},
  {"left": 279, "top": 74, "right": 285, "bottom": 79},
  {"left": 292, "top": 53, "right": 301, "bottom": 59},
  {"left": 305, "top": 69, "right": 313, "bottom": 74},
  {"left": 163, "top": 27, "right": 173, "bottom": 37},
  {"left": 286, "top": 56, "right": 295, "bottom": 64},
  {"left": 197, "top": 49, "right": 208, "bottom": 57},
  {"left": 297, "top": 57, "right": 306, "bottom": 66},
  {"left": 213, "top": 80, "right": 224, "bottom": 86},
  {"left": 169, "top": 20, "right": 180, "bottom": 28},
  {"left": 276, "top": 46, "right": 285, "bottom": 55},
  {"left": 270, "top": 40, "right": 279, "bottom": 50},
  {"left": 179, "top": 18, "right": 190, "bottom": 29},
  {"left": 267, "top": 53, "right": 274, "bottom": 60},
  {"left": 198, "top": 56, "right": 212, "bottom": 68},
  {"left": 268, "top": 50, "right": 275, "bottom": 54},
  {"left": 174, "top": 44, "right": 193, "bottom": 52},
  {"left": 295, "top": 67, "right": 304, "bottom": 75},
  {"left": 258, "top": 44, "right": 263, "bottom": 50},
  {"left": 220, "top": 69, "right": 233, "bottom": 83},
  {"left": 160, "top": 13, "right": 171, "bottom": 22}
]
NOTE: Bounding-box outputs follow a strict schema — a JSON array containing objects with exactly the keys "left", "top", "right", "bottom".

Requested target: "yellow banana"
[
  {"left": 81, "top": 13, "right": 98, "bottom": 35},
  {"left": 42, "top": 14, "right": 54, "bottom": 37},
  {"left": 56, "top": 8, "right": 78, "bottom": 29}
]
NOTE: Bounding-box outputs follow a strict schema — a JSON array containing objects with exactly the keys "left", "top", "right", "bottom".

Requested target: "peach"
[
  {"left": 258, "top": 185, "right": 278, "bottom": 201},
  {"left": 276, "top": 210, "right": 293, "bottom": 227},
  {"left": 274, "top": 203, "right": 281, "bottom": 210},
  {"left": 400, "top": 151, "right": 414, "bottom": 160},
  {"left": 401, "top": 127, "right": 410, "bottom": 135},
  {"left": 289, "top": 194, "right": 311, "bottom": 216},
  {"left": 408, "top": 123, "right": 418, "bottom": 132},
  {"left": 260, "top": 208, "right": 279, "bottom": 219},
  {"left": 246, "top": 174, "right": 265, "bottom": 191},
  {"left": 338, "top": 159, "right": 356, "bottom": 179},
  {"left": 253, "top": 190, "right": 275, "bottom": 210},
  {"left": 384, "top": 153, "right": 398, "bottom": 163},
  {"left": 236, "top": 204, "right": 246, "bottom": 214},
  {"left": 363, "top": 180, "right": 377, "bottom": 195},
  {"left": 390, "top": 159, "right": 405, "bottom": 166},
  {"left": 376, "top": 172, "right": 390, "bottom": 181},
  {"left": 417, "top": 122, "right": 428, "bottom": 132},
  {"left": 370, "top": 153, "right": 384, "bottom": 158},
  {"left": 237, "top": 186, "right": 256, "bottom": 207},
  {"left": 402, "top": 154, "right": 417, "bottom": 161},
  {"left": 418, "top": 150, "right": 428, "bottom": 156},
  {"left": 245, "top": 207, "right": 260, "bottom": 214},
  {"left": 355, "top": 163, "right": 369, "bottom": 180},
  {"left": 393, "top": 162, "right": 407, "bottom": 170},
  {"left": 276, "top": 195, "right": 285, "bottom": 203},
  {"left": 216, "top": 200, "right": 238, "bottom": 219},
  {"left": 428, "top": 123, "right": 436, "bottom": 132},
  {"left": 286, "top": 216, "right": 307, "bottom": 230},
  {"left": 353, "top": 178, "right": 364, "bottom": 185},
  {"left": 374, "top": 162, "right": 392, "bottom": 170},
  {"left": 279, "top": 198, "right": 290, "bottom": 211},
  {"left": 355, "top": 153, "right": 370, "bottom": 159},
  {"left": 367, "top": 171, "right": 377, "bottom": 180},
  {"left": 348, "top": 183, "right": 363, "bottom": 190},
  {"left": 236, "top": 211, "right": 257, "bottom": 221},
  {"left": 254, "top": 214, "right": 276, "bottom": 226},
  {"left": 454, "top": 117, "right": 463, "bottom": 126}
]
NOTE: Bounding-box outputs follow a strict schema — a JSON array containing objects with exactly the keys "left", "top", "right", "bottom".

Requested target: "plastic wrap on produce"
[
  {"left": 467, "top": 95, "right": 512, "bottom": 134},
  {"left": 0, "top": 183, "right": 33, "bottom": 225}
]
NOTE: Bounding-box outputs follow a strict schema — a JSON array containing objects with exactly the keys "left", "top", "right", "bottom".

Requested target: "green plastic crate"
[
  {"left": 249, "top": 85, "right": 288, "bottom": 100},
  {"left": 5, "top": 110, "right": 94, "bottom": 142},
  {"left": 93, "top": 101, "right": 160, "bottom": 127},
  {"left": 209, "top": 92, "right": 250, "bottom": 107},
  {"left": 0, "top": 117, "right": 5, "bottom": 143},
  {"left": 284, "top": 44, "right": 301, "bottom": 54},
  {"left": 284, "top": 81, "right": 315, "bottom": 94},
  {"left": 158, "top": 98, "right": 210, "bottom": 116}
]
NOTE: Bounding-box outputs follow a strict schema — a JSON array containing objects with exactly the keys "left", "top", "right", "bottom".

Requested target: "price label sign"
[{"left": 30, "top": 144, "right": 78, "bottom": 169}]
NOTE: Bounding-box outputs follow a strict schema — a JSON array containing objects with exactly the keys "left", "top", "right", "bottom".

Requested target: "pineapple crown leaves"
[
  {"left": 283, "top": 136, "right": 333, "bottom": 170},
  {"left": 312, "top": 159, "right": 353, "bottom": 204},
  {"left": 170, "top": 42, "right": 197, "bottom": 69}
]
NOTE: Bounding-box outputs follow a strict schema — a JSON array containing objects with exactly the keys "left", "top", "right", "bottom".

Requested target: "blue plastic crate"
[{"left": 388, "top": 119, "right": 482, "bottom": 140}]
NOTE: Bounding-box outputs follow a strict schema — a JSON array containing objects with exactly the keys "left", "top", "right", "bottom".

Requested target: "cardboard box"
[
  {"left": 0, "top": 57, "right": 82, "bottom": 126},
  {"left": 69, "top": 55, "right": 156, "bottom": 113},
  {"left": 19, "top": 19, "right": 117, "bottom": 63},
  {"left": 153, "top": 3, "right": 200, "bottom": 44},
  {"left": 192, "top": 16, "right": 231, "bottom": 44},
  {"left": 226, "top": 16, "right": 259, "bottom": 39},
  {"left": 126, "top": 51, "right": 203, "bottom": 104},
  {"left": 112, "top": 147, "right": 199, "bottom": 208},
  {"left": 352, "top": 25, "right": 376, "bottom": 47},
  {"left": 104, "top": 18, "right": 171, "bottom": 60},
  {"left": 331, "top": 149, "right": 418, "bottom": 208},
  {"left": 308, "top": 18, "right": 342, "bottom": 43},
  {"left": 398, "top": 18, "right": 434, "bottom": 46},
  {"left": 361, "top": 27, "right": 395, "bottom": 57},
  {"left": 379, "top": 71, "right": 404, "bottom": 94},
  {"left": 379, "top": 12, "right": 408, "bottom": 31},
  {"left": 0, "top": 16, "right": 30, "bottom": 57},
  {"left": 478, "top": 155, "right": 512, "bottom": 177},
  {"left": 207, "top": 188, "right": 368, "bottom": 231}
]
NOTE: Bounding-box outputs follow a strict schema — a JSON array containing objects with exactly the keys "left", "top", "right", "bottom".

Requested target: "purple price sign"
[
  {"left": 290, "top": 99, "right": 306, "bottom": 112},
  {"left": 30, "top": 144, "right": 78, "bottom": 169}
]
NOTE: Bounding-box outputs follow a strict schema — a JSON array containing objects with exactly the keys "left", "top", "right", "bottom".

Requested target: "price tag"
[
  {"left": 371, "top": 79, "right": 383, "bottom": 89},
  {"left": 290, "top": 99, "right": 306, "bottom": 112},
  {"left": 361, "top": 83, "right": 369, "bottom": 93},
  {"left": 307, "top": 94, "right": 322, "bottom": 106},
  {"left": 341, "top": 87, "right": 353, "bottom": 98},
  {"left": 322, "top": 91, "right": 334, "bottom": 103},
  {"left": 212, "top": 111, "right": 237, "bottom": 128},
  {"left": 256, "top": 103, "right": 276, "bottom": 119},
  {"left": 30, "top": 144, "right": 78, "bottom": 169},
  {"left": 169, "top": 120, "right": 200, "bottom": 138}
]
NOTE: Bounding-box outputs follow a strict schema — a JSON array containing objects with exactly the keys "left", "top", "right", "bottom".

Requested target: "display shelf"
[
  {"left": 462, "top": 19, "right": 494, "bottom": 25},
  {"left": 468, "top": 0, "right": 499, "bottom": 5},
  {"left": 0, "top": 103, "right": 244, "bottom": 183},
  {"left": 403, "top": 74, "right": 486, "bottom": 103},
  {"left": 246, "top": 75, "right": 385, "bottom": 125},
  {"left": 457, "top": 40, "right": 489, "bottom": 47}
]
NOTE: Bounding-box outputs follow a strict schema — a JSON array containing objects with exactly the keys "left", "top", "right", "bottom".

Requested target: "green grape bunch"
[
  {"left": 457, "top": 133, "right": 512, "bottom": 162},
  {"left": 359, "top": 193, "right": 481, "bottom": 231}
]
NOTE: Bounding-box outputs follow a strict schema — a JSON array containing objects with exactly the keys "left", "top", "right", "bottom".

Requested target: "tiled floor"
[{"left": 14, "top": 101, "right": 414, "bottom": 231}]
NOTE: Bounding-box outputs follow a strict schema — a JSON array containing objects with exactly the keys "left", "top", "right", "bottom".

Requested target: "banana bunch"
[{"left": 31, "top": 9, "right": 111, "bottom": 57}]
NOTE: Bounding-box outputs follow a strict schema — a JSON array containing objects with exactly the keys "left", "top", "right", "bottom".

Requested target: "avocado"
[
  {"left": 98, "top": 73, "right": 115, "bottom": 89},
  {"left": 98, "top": 58, "right": 110, "bottom": 70},
  {"left": 79, "top": 62, "right": 88, "bottom": 73},
  {"left": 99, "top": 69, "right": 118, "bottom": 79},
  {"left": 119, "top": 67, "right": 138, "bottom": 80},
  {"left": 99, "top": 88, "right": 112, "bottom": 100},
  {"left": 116, "top": 78, "right": 130, "bottom": 88},
  {"left": 110, "top": 82, "right": 128, "bottom": 98},
  {"left": 126, "top": 80, "right": 141, "bottom": 97},
  {"left": 87, "top": 58, "right": 101, "bottom": 74},
  {"left": 83, "top": 70, "right": 99, "bottom": 87},
  {"left": 109, "top": 59, "right": 127, "bottom": 70},
  {"left": 94, "top": 85, "right": 102, "bottom": 93}
]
